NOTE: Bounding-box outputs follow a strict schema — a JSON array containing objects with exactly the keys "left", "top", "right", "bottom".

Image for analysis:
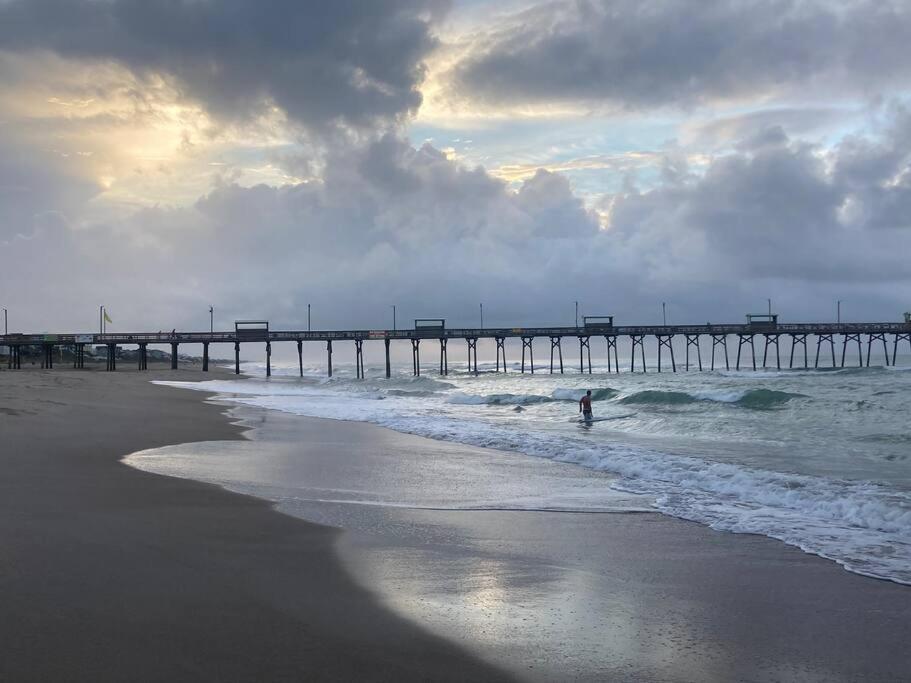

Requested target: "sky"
[{"left": 1, "top": 0, "right": 910, "bottom": 334}]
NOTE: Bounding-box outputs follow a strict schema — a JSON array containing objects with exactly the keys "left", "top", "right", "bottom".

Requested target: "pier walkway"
[{"left": 3, "top": 316, "right": 910, "bottom": 376}]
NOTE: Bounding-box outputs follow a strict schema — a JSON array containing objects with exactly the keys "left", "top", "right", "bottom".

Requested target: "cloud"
[
  {"left": 4, "top": 112, "right": 911, "bottom": 336},
  {"left": 0, "top": 0, "right": 449, "bottom": 131},
  {"left": 448, "top": 0, "right": 911, "bottom": 112}
]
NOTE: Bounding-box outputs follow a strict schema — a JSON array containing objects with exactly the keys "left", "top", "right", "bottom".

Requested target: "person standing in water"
[{"left": 579, "top": 390, "right": 593, "bottom": 421}]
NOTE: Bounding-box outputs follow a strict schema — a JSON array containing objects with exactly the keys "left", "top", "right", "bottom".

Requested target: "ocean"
[{"left": 133, "top": 355, "right": 911, "bottom": 586}]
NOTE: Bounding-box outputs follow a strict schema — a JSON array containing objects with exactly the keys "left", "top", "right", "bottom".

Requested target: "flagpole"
[{"left": 99, "top": 306, "right": 103, "bottom": 335}]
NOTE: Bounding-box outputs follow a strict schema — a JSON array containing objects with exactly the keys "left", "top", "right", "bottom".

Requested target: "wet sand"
[
  {"left": 164, "top": 407, "right": 911, "bottom": 683},
  {"left": 0, "top": 365, "right": 511, "bottom": 682}
]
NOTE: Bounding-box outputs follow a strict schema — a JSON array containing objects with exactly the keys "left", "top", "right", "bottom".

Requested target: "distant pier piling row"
[{"left": 3, "top": 314, "right": 911, "bottom": 376}]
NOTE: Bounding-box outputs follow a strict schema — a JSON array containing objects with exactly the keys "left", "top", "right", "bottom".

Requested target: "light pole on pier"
[
  {"left": 308, "top": 304, "right": 311, "bottom": 332},
  {"left": 99, "top": 305, "right": 103, "bottom": 335},
  {"left": 209, "top": 306, "right": 214, "bottom": 333},
  {"left": 391, "top": 305, "right": 396, "bottom": 331},
  {"left": 2, "top": 308, "right": 6, "bottom": 335},
  {"left": 837, "top": 300, "right": 842, "bottom": 324},
  {"left": 767, "top": 298, "right": 772, "bottom": 317},
  {"left": 480, "top": 303, "right": 484, "bottom": 329},
  {"left": 662, "top": 302, "right": 667, "bottom": 326},
  {"left": 574, "top": 301, "right": 579, "bottom": 328}
]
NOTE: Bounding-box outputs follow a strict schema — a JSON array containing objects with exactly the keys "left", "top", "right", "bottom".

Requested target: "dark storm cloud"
[
  {"left": 451, "top": 0, "right": 911, "bottom": 110},
  {"left": 0, "top": 0, "right": 449, "bottom": 129}
]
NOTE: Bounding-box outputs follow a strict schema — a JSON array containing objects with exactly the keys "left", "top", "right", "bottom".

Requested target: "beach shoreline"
[
  {"left": 126, "top": 385, "right": 911, "bottom": 682},
  {"left": 0, "top": 366, "right": 512, "bottom": 682},
  {"left": 3, "top": 366, "right": 911, "bottom": 682}
]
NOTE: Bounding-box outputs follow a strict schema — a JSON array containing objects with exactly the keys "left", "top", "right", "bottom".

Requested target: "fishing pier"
[{"left": 3, "top": 315, "right": 910, "bottom": 376}]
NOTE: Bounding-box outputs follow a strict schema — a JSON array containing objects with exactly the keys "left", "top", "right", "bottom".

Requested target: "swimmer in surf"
[{"left": 579, "top": 390, "right": 593, "bottom": 421}]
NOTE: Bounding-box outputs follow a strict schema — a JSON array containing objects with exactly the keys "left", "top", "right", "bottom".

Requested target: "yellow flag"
[{"left": 103, "top": 309, "right": 113, "bottom": 324}]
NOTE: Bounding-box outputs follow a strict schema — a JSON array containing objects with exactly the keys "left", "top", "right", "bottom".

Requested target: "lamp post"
[
  {"left": 837, "top": 300, "right": 842, "bottom": 324},
  {"left": 480, "top": 303, "right": 484, "bottom": 329},
  {"left": 392, "top": 305, "right": 396, "bottom": 331},
  {"left": 662, "top": 302, "right": 667, "bottom": 326},
  {"left": 308, "top": 304, "right": 311, "bottom": 332},
  {"left": 767, "top": 298, "right": 772, "bottom": 317},
  {"left": 209, "top": 306, "right": 214, "bottom": 333},
  {"left": 99, "top": 305, "right": 103, "bottom": 335},
  {"left": 574, "top": 301, "right": 579, "bottom": 328},
  {"left": 2, "top": 308, "right": 6, "bottom": 335}
]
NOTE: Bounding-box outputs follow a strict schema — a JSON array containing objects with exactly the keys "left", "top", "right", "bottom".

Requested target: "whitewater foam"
[{"left": 153, "top": 365, "right": 911, "bottom": 585}]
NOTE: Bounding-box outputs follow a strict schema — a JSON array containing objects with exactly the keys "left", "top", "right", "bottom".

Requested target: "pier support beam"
[
  {"left": 107, "top": 344, "right": 117, "bottom": 371},
  {"left": 385, "top": 338, "right": 391, "bottom": 378},
  {"left": 841, "top": 333, "right": 862, "bottom": 368},
  {"left": 736, "top": 334, "right": 756, "bottom": 371},
  {"left": 762, "top": 334, "right": 781, "bottom": 370},
  {"left": 297, "top": 341, "right": 303, "bottom": 377},
  {"left": 521, "top": 336, "right": 534, "bottom": 374},
  {"left": 202, "top": 342, "right": 209, "bottom": 372},
  {"left": 549, "top": 336, "right": 563, "bottom": 374},
  {"left": 685, "top": 334, "right": 702, "bottom": 371},
  {"left": 578, "top": 336, "right": 592, "bottom": 374},
  {"left": 814, "top": 334, "right": 836, "bottom": 369},
  {"left": 630, "top": 334, "right": 646, "bottom": 373},
  {"left": 327, "top": 340, "right": 333, "bottom": 378},
  {"left": 710, "top": 334, "right": 729, "bottom": 371},
  {"left": 893, "top": 333, "right": 911, "bottom": 366},
  {"left": 170, "top": 342, "right": 178, "bottom": 370},
  {"left": 234, "top": 342, "right": 240, "bottom": 375},
  {"left": 266, "top": 341, "right": 272, "bottom": 377},
  {"left": 495, "top": 337, "right": 506, "bottom": 372},
  {"left": 789, "top": 334, "right": 808, "bottom": 369},
  {"left": 355, "top": 339, "right": 364, "bottom": 378},
  {"left": 439, "top": 338, "right": 448, "bottom": 375},
  {"left": 866, "top": 333, "right": 889, "bottom": 367},
  {"left": 656, "top": 335, "right": 676, "bottom": 372},
  {"left": 138, "top": 343, "right": 148, "bottom": 370},
  {"left": 466, "top": 337, "right": 478, "bottom": 375},
  {"left": 411, "top": 338, "right": 420, "bottom": 376},
  {"left": 604, "top": 336, "right": 619, "bottom": 373},
  {"left": 41, "top": 344, "right": 53, "bottom": 369}
]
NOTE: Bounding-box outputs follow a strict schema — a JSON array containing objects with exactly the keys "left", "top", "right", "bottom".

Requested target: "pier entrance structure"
[{"left": 4, "top": 314, "right": 911, "bottom": 376}]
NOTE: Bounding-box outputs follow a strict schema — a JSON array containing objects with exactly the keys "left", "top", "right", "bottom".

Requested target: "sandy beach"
[
  {"left": 2, "top": 365, "right": 911, "bottom": 682},
  {"left": 0, "top": 365, "right": 511, "bottom": 682}
]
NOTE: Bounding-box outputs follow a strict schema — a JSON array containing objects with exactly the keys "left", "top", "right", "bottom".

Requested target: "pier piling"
[
  {"left": 656, "top": 335, "right": 676, "bottom": 372},
  {"left": 355, "top": 339, "right": 364, "bottom": 378},
  {"left": 630, "top": 334, "right": 646, "bottom": 373},
  {"left": 411, "top": 338, "right": 420, "bottom": 376},
  {"left": 710, "top": 334, "right": 729, "bottom": 371},
  {"left": 685, "top": 334, "right": 702, "bottom": 371},
  {"left": 495, "top": 337, "right": 506, "bottom": 372},
  {"left": 549, "top": 336, "right": 564, "bottom": 374},
  {"left": 385, "top": 338, "right": 391, "bottom": 378},
  {"left": 762, "top": 334, "right": 781, "bottom": 370},
  {"left": 297, "top": 340, "right": 303, "bottom": 377},
  {"left": 327, "top": 340, "right": 333, "bottom": 378},
  {"left": 466, "top": 337, "right": 478, "bottom": 375},
  {"left": 521, "top": 336, "right": 534, "bottom": 374},
  {"left": 893, "top": 333, "right": 911, "bottom": 365},
  {"left": 814, "top": 334, "right": 836, "bottom": 369},
  {"left": 605, "top": 335, "right": 619, "bottom": 373}
]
